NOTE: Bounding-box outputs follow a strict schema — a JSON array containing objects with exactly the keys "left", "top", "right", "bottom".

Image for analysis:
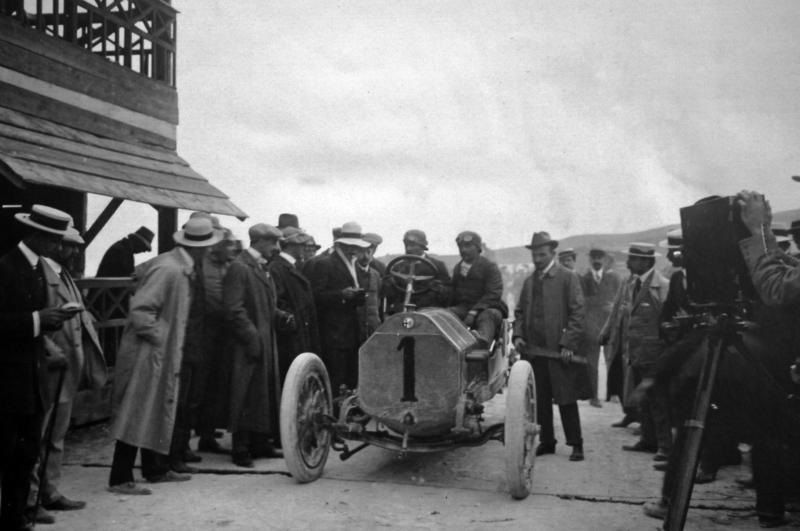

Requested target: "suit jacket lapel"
[{"left": 242, "top": 251, "right": 270, "bottom": 288}]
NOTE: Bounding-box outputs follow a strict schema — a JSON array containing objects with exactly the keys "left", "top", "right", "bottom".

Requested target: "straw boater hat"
[
  {"left": 15, "top": 204, "right": 71, "bottom": 236},
  {"left": 63, "top": 227, "right": 85, "bottom": 245},
  {"left": 623, "top": 242, "right": 661, "bottom": 258},
  {"left": 335, "top": 222, "right": 370, "bottom": 248},
  {"left": 525, "top": 231, "right": 558, "bottom": 250},
  {"left": 658, "top": 228, "right": 682, "bottom": 249},
  {"left": 403, "top": 229, "right": 428, "bottom": 250},
  {"left": 588, "top": 245, "right": 606, "bottom": 256},
  {"left": 173, "top": 217, "right": 223, "bottom": 247},
  {"left": 558, "top": 248, "right": 576, "bottom": 259}
]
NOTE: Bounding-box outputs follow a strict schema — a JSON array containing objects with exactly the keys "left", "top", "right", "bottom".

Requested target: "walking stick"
[{"left": 32, "top": 364, "right": 67, "bottom": 528}]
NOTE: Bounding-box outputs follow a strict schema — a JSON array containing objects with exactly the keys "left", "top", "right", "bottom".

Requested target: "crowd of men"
[{"left": 4, "top": 188, "right": 800, "bottom": 528}]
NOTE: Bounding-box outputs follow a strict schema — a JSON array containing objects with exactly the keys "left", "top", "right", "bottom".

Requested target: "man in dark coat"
[
  {"left": 307, "top": 222, "right": 371, "bottom": 393},
  {"left": 96, "top": 226, "right": 154, "bottom": 279},
  {"left": 384, "top": 229, "right": 450, "bottom": 315},
  {"left": 1, "top": 205, "right": 73, "bottom": 530},
  {"left": 513, "top": 231, "right": 587, "bottom": 461},
  {"left": 224, "top": 223, "right": 290, "bottom": 468},
  {"left": 448, "top": 231, "right": 506, "bottom": 347},
  {"left": 579, "top": 247, "right": 622, "bottom": 408},
  {"left": 269, "top": 227, "right": 320, "bottom": 383}
]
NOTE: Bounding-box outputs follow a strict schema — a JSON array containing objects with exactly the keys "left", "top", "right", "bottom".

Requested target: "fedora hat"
[
  {"left": 173, "top": 217, "right": 223, "bottom": 247},
  {"left": 130, "top": 226, "right": 154, "bottom": 251},
  {"left": 403, "top": 229, "right": 428, "bottom": 250},
  {"left": 63, "top": 227, "right": 85, "bottom": 245},
  {"left": 15, "top": 204, "right": 71, "bottom": 236},
  {"left": 525, "top": 231, "right": 558, "bottom": 250},
  {"left": 335, "top": 221, "right": 370, "bottom": 248},
  {"left": 624, "top": 242, "right": 661, "bottom": 258}
]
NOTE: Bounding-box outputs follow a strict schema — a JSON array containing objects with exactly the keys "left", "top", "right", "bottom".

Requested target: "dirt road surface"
[{"left": 47, "top": 387, "right": 771, "bottom": 531}]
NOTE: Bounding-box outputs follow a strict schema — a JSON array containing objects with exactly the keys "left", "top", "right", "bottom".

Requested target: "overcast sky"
[{"left": 88, "top": 0, "right": 800, "bottom": 266}]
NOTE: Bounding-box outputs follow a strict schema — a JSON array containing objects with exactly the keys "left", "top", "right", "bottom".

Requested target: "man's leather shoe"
[
  {"left": 25, "top": 506, "right": 55, "bottom": 524},
  {"left": 653, "top": 450, "right": 670, "bottom": 462},
  {"left": 611, "top": 415, "right": 634, "bottom": 428},
  {"left": 183, "top": 448, "right": 202, "bottom": 463},
  {"left": 569, "top": 445, "right": 584, "bottom": 461},
  {"left": 653, "top": 462, "right": 668, "bottom": 472},
  {"left": 146, "top": 470, "right": 191, "bottom": 483},
  {"left": 535, "top": 442, "right": 556, "bottom": 456},
  {"left": 107, "top": 482, "right": 152, "bottom": 495},
  {"left": 622, "top": 440, "right": 657, "bottom": 453},
  {"left": 44, "top": 495, "right": 86, "bottom": 511},
  {"left": 232, "top": 451, "right": 254, "bottom": 468},
  {"left": 694, "top": 468, "right": 716, "bottom": 484},
  {"left": 170, "top": 460, "right": 198, "bottom": 474},
  {"left": 198, "top": 437, "right": 230, "bottom": 454},
  {"left": 589, "top": 398, "right": 603, "bottom": 408},
  {"left": 643, "top": 499, "right": 668, "bottom": 520},
  {"left": 252, "top": 444, "right": 282, "bottom": 459}
]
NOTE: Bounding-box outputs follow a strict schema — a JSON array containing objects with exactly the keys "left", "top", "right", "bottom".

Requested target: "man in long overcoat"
[
  {"left": 269, "top": 227, "right": 319, "bottom": 383},
  {"left": 28, "top": 228, "right": 107, "bottom": 520},
  {"left": 0, "top": 205, "right": 73, "bottom": 530},
  {"left": 307, "top": 222, "right": 371, "bottom": 393},
  {"left": 224, "top": 223, "right": 289, "bottom": 468},
  {"left": 108, "top": 217, "right": 222, "bottom": 493},
  {"left": 579, "top": 247, "right": 622, "bottom": 407},
  {"left": 602, "top": 243, "right": 671, "bottom": 458},
  {"left": 513, "top": 232, "right": 587, "bottom": 461}
]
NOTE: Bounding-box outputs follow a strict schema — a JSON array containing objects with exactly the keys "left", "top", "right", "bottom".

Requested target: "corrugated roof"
[{"left": 0, "top": 107, "right": 247, "bottom": 219}]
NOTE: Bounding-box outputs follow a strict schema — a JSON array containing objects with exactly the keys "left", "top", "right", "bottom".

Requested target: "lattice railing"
[
  {"left": 76, "top": 276, "right": 135, "bottom": 366},
  {"left": 1, "top": 0, "right": 176, "bottom": 85}
]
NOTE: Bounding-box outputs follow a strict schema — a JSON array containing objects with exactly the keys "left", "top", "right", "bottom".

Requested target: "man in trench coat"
[
  {"left": 108, "top": 217, "right": 222, "bottom": 494},
  {"left": 224, "top": 223, "right": 290, "bottom": 468},
  {"left": 513, "top": 232, "right": 587, "bottom": 461}
]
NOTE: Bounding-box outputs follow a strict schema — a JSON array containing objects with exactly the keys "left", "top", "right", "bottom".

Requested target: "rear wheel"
[
  {"left": 504, "top": 360, "right": 537, "bottom": 499},
  {"left": 280, "top": 353, "right": 333, "bottom": 483}
]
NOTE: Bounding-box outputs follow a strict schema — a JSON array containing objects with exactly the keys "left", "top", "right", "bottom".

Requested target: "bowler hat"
[
  {"left": 623, "top": 242, "right": 660, "bottom": 258},
  {"left": 335, "top": 222, "right": 370, "bottom": 248},
  {"left": 278, "top": 213, "right": 299, "bottom": 229},
  {"left": 173, "top": 218, "right": 223, "bottom": 247},
  {"left": 403, "top": 229, "right": 428, "bottom": 250},
  {"left": 15, "top": 204, "right": 71, "bottom": 236},
  {"left": 456, "top": 231, "right": 482, "bottom": 248},
  {"left": 130, "top": 226, "right": 154, "bottom": 251},
  {"left": 525, "top": 232, "right": 558, "bottom": 250}
]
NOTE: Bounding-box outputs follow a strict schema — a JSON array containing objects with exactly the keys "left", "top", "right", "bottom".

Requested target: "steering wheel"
[{"left": 385, "top": 254, "right": 438, "bottom": 295}]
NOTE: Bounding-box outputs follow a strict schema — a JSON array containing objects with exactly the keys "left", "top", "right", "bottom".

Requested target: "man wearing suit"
[
  {"left": 1, "top": 205, "right": 73, "bottom": 531},
  {"left": 579, "top": 247, "right": 622, "bottom": 408},
  {"left": 307, "top": 222, "right": 371, "bottom": 393},
  {"left": 606, "top": 243, "right": 672, "bottom": 460},
  {"left": 27, "top": 227, "right": 107, "bottom": 524},
  {"left": 224, "top": 223, "right": 290, "bottom": 468},
  {"left": 269, "top": 226, "right": 320, "bottom": 383},
  {"left": 513, "top": 232, "right": 587, "bottom": 461},
  {"left": 448, "top": 231, "right": 506, "bottom": 348},
  {"left": 384, "top": 229, "right": 451, "bottom": 315}
]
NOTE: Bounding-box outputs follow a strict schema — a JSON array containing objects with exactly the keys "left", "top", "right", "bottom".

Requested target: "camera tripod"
[{"left": 663, "top": 310, "right": 755, "bottom": 531}]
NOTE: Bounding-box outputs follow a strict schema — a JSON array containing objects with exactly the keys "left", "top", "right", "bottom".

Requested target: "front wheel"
[
  {"left": 504, "top": 360, "right": 537, "bottom": 499},
  {"left": 280, "top": 353, "right": 333, "bottom": 483}
]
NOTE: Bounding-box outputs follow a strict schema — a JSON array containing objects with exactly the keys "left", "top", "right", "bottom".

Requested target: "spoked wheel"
[
  {"left": 504, "top": 360, "right": 537, "bottom": 499},
  {"left": 280, "top": 353, "right": 333, "bottom": 483}
]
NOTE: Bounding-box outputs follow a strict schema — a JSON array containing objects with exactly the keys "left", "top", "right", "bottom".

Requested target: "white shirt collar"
[
  {"left": 536, "top": 258, "right": 556, "bottom": 275},
  {"left": 18, "top": 241, "right": 40, "bottom": 268},
  {"left": 43, "top": 256, "right": 62, "bottom": 275},
  {"left": 335, "top": 247, "right": 360, "bottom": 287},
  {"left": 636, "top": 266, "right": 655, "bottom": 282},
  {"left": 279, "top": 251, "right": 296, "bottom": 266},
  {"left": 592, "top": 267, "right": 604, "bottom": 281},
  {"left": 246, "top": 246, "right": 266, "bottom": 264}
]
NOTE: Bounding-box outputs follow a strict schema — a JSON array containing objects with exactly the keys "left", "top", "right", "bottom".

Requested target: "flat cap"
[
  {"left": 362, "top": 232, "right": 383, "bottom": 246},
  {"left": 403, "top": 229, "right": 428, "bottom": 250},
  {"left": 281, "top": 226, "right": 307, "bottom": 245},
  {"left": 249, "top": 223, "right": 283, "bottom": 241}
]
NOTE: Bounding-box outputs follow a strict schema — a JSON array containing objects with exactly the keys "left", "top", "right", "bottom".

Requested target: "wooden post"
[
  {"left": 156, "top": 205, "right": 177, "bottom": 253},
  {"left": 84, "top": 197, "right": 123, "bottom": 247}
]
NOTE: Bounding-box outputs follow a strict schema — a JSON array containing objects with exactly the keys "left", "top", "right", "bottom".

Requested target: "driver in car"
[
  {"left": 448, "top": 231, "right": 507, "bottom": 349},
  {"left": 383, "top": 229, "right": 451, "bottom": 315}
]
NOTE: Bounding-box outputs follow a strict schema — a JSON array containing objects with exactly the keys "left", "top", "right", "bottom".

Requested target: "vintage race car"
[{"left": 279, "top": 254, "right": 538, "bottom": 499}]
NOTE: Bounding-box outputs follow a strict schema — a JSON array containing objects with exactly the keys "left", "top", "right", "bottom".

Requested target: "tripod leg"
[{"left": 664, "top": 332, "right": 723, "bottom": 531}]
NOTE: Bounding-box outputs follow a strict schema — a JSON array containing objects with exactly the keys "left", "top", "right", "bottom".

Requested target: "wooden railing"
[
  {"left": 0, "top": 0, "right": 176, "bottom": 85},
  {"left": 76, "top": 276, "right": 135, "bottom": 367}
]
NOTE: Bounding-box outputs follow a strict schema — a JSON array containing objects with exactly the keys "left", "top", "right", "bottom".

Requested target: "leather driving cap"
[{"left": 456, "top": 231, "right": 482, "bottom": 247}]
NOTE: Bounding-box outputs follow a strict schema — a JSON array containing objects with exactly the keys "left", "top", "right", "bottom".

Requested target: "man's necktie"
[{"left": 632, "top": 277, "right": 642, "bottom": 301}]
